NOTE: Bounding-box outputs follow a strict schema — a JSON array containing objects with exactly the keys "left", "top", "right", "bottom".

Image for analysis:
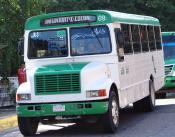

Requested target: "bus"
[
  {"left": 16, "top": 10, "right": 164, "bottom": 136},
  {"left": 159, "top": 32, "right": 175, "bottom": 97}
]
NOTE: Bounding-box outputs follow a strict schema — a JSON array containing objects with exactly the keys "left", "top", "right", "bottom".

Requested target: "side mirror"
[
  {"left": 18, "top": 38, "right": 24, "bottom": 56},
  {"left": 118, "top": 48, "right": 124, "bottom": 58}
]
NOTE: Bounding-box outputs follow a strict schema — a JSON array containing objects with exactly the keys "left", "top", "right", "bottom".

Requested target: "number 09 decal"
[{"left": 98, "top": 15, "right": 106, "bottom": 22}]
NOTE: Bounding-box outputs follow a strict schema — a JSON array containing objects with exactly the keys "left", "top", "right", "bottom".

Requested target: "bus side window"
[
  {"left": 140, "top": 25, "right": 149, "bottom": 52},
  {"left": 154, "top": 26, "right": 162, "bottom": 50},
  {"left": 114, "top": 28, "right": 124, "bottom": 61},
  {"left": 131, "top": 25, "right": 141, "bottom": 53},
  {"left": 147, "top": 26, "right": 156, "bottom": 51},
  {"left": 121, "top": 24, "right": 133, "bottom": 54}
]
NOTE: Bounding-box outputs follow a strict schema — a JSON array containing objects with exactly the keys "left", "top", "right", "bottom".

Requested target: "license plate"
[{"left": 53, "top": 104, "right": 65, "bottom": 112}]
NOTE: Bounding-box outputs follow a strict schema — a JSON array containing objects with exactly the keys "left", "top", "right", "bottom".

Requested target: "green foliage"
[
  {"left": 36, "top": 0, "right": 175, "bottom": 31},
  {"left": 0, "top": 0, "right": 175, "bottom": 76},
  {"left": 133, "top": 0, "right": 175, "bottom": 30},
  {"left": 0, "top": 0, "right": 45, "bottom": 76}
]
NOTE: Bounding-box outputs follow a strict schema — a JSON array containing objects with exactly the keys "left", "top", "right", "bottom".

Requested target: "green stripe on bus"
[
  {"left": 25, "top": 10, "right": 160, "bottom": 30},
  {"left": 162, "top": 32, "right": 175, "bottom": 36},
  {"left": 164, "top": 76, "right": 175, "bottom": 88},
  {"left": 164, "top": 59, "right": 175, "bottom": 65},
  {"left": 35, "top": 63, "right": 87, "bottom": 75},
  {"left": 16, "top": 101, "right": 109, "bottom": 117}
]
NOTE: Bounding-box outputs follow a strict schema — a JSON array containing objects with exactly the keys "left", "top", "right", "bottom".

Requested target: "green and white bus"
[
  {"left": 16, "top": 10, "right": 164, "bottom": 136},
  {"left": 160, "top": 32, "right": 175, "bottom": 96}
]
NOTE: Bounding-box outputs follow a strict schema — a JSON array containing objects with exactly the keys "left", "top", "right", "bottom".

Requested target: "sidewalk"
[{"left": 0, "top": 106, "right": 17, "bottom": 131}]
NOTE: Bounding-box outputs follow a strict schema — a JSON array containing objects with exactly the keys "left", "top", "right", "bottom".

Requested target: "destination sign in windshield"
[{"left": 40, "top": 15, "right": 97, "bottom": 26}]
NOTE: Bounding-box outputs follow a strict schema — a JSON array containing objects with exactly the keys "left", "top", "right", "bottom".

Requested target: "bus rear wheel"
[
  {"left": 102, "top": 89, "right": 119, "bottom": 133},
  {"left": 18, "top": 116, "right": 39, "bottom": 136},
  {"left": 133, "top": 80, "right": 155, "bottom": 112}
]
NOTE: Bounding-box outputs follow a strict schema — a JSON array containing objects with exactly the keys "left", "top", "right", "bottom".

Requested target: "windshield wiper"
[{"left": 87, "top": 22, "right": 104, "bottom": 48}]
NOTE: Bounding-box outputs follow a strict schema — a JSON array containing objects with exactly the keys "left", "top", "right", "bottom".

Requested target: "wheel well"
[
  {"left": 150, "top": 75, "right": 154, "bottom": 82},
  {"left": 150, "top": 75, "right": 155, "bottom": 90},
  {"left": 110, "top": 83, "right": 119, "bottom": 99}
]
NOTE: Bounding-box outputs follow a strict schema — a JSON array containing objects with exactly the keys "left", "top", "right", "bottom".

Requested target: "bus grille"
[
  {"left": 165, "top": 65, "right": 173, "bottom": 75},
  {"left": 35, "top": 74, "right": 80, "bottom": 94}
]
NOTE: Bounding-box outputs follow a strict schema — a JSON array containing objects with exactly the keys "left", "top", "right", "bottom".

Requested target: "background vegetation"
[{"left": 0, "top": 0, "right": 175, "bottom": 77}]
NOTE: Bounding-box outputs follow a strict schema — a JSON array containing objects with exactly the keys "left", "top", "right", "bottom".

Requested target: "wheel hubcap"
[{"left": 112, "top": 99, "right": 119, "bottom": 125}]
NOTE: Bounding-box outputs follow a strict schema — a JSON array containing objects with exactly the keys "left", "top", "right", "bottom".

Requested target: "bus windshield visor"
[
  {"left": 163, "top": 35, "right": 175, "bottom": 60},
  {"left": 70, "top": 25, "right": 111, "bottom": 56},
  {"left": 28, "top": 29, "right": 68, "bottom": 58}
]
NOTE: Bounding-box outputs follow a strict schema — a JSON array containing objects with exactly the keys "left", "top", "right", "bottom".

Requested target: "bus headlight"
[
  {"left": 16, "top": 93, "right": 31, "bottom": 101},
  {"left": 86, "top": 89, "right": 106, "bottom": 98}
]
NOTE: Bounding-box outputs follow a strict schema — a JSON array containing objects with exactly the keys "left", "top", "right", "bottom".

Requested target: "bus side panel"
[
  {"left": 118, "top": 53, "right": 149, "bottom": 108},
  {"left": 152, "top": 50, "right": 165, "bottom": 91}
]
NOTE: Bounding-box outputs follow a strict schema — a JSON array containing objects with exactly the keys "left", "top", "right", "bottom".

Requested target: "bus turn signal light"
[
  {"left": 98, "top": 89, "right": 107, "bottom": 97},
  {"left": 16, "top": 93, "right": 31, "bottom": 101},
  {"left": 86, "top": 89, "right": 106, "bottom": 98}
]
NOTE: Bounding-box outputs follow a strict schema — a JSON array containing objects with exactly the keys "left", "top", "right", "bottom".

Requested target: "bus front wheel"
[
  {"left": 102, "top": 89, "right": 119, "bottom": 133},
  {"left": 18, "top": 116, "right": 39, "bottom": 136}
]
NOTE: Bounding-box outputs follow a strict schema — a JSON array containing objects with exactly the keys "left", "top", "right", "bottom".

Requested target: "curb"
[{"left": 0, "top": 115, "right": 17, "bottom": 131}]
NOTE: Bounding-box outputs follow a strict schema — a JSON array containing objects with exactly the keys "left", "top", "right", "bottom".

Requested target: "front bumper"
[{"left": 16, "top": 100, "right": 108, "bottom": 117}]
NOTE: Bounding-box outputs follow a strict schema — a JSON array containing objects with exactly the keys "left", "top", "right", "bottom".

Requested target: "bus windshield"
[
  {"left": 70, "top": 25, "right": 111, "bottom": 56},
  {"left": 28, "top": 26, "right": 111, "bottom": 59},
  {"left": 162, "top": 34, "right": 175, "bottom": 60},
  {"left": 28, "top": 29, "right": 68, "bottom": 59}
]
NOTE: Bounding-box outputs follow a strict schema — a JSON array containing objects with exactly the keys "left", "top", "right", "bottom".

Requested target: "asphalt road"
[{"left": 1, "top": 98, "right": 175, "bottom": 137}]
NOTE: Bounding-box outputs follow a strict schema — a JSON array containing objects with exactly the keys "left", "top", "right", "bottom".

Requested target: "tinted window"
[
  {"left": 162, "top": 34, "right": 175, "bottom": 60},
  {"left": 148, "top": 26, "right": 156, "bottom": 51},
  {"left": 28, "top": 29, "right": 68, "bottom": 58},
  {"left": 121, "top": 24, "right": 133, "bottom": 54},
  {"left": 163, "top": 46, "right": 175, "bottom": 60},
  {"left": 154, "top": 26, "right": 162, "bottom": 50},
  {"left": 131, "top": 25, "right": 141, "bottom": 53},
  {"left": 70, "top": 26, "right": 111, "bottom": 56},
  {"left": 140, "top": 25, "right": 149, "bottom": 52},
  {"left": 162, "top": 34, "right": 175, "bottom": 43}
]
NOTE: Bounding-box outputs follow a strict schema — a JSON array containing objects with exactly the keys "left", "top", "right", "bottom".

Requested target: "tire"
[
  {"left": 102, "top": 89, "right": 119, "bottom": 133},
  {"left": 18, "top": 116, "right": 39, "bottom": 136},
  {"left": 133, "top": 80, "right": 155, "bottom": 112}
]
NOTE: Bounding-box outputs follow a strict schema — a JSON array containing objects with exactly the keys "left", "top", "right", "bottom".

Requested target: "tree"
[
  {"left": 134, "top": 0, "right": 175, "bottom": 31},
  {"left": 0, "top": 0, "right": 174, "bottom": 76},
  {"left": 0, "top": 0, "right": 46, "bottom": 76}
]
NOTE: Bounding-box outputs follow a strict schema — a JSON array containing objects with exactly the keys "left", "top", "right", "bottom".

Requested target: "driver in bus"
[
  {"left": 86, "top": 43, "right": 101, "bottom": 54},
  {"left": 72, "top": 40, "right": 85, "bottom": 55}
]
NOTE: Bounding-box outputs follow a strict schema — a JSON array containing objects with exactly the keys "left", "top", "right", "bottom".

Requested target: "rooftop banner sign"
[{"left": 40, "top": 15, "right": 97, "bottom": 26}]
